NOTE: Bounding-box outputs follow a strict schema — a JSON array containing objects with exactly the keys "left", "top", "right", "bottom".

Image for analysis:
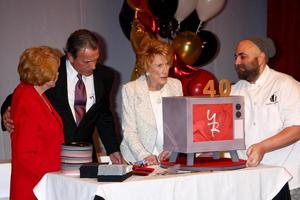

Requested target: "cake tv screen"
[{"left": 192, "top": 103, "right": 233, "bottom": 142}]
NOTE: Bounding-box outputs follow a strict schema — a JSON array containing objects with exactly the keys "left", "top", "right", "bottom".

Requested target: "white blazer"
[{"left": 120, "top": 75, "right": 183, "bottom": 163}]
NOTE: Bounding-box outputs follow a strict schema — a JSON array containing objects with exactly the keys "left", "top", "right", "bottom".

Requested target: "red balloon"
[
  {"left": 127, "top": 0, "right": 149, "bottom": 12},
  {"left": 169, "top": 55, "right": 218, "bottom": 96},
  {"left": 187, "top": 69, "right": 218, "bottom": 96},
  {"left": 169, "top": 54, "right": 202, "bottom": 96},
  {"left": 189, "top": 81, "right": 203, "bottom": 96},
  {"left": 169, "top": 54, "right": 199, "bottom": 78},
  {"left": 186, "top": 64, "right": 200, "bottom": 72},
  {"left": 173, "top": 66, "right": 194, "bottom": 77},
  {"left": 137, "top": 11, "right": 158, "bottom": 33},
  {"left": 179, "top": 75, "right": 194, "bottom": 96}
]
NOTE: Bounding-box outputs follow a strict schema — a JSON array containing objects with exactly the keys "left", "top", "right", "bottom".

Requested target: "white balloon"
[
  {"left": 196, "top": 0, "right": 226, "bottom": 22},
  {"left": 174, "top": 0, "right": 198, "bottom": 23}
]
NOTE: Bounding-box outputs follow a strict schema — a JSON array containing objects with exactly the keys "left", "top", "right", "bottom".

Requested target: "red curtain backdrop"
[{"left": 267, "top": 0, "right": 300, "bottom": 81}]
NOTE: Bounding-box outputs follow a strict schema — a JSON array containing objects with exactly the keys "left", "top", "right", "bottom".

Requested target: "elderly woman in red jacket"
[{"left": 10, "top": 46, "right": 64, "bottom": 200}]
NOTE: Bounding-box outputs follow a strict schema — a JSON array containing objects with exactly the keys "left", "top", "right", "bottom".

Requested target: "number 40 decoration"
[{"left": 203, "top": 79, "right": 231, "bottom": 97}]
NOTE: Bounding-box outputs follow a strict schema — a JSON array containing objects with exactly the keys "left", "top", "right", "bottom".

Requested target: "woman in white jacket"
[{"left": 121, "top": 39, "right": 183, "bottom": 165}]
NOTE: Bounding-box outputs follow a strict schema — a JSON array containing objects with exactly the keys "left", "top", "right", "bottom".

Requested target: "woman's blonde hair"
[
  {"left": 18, "top": 46, "right": 61, "bottom": 85},
  {"left": 135, "top": 38, "right": 173, "bottom": 75}
]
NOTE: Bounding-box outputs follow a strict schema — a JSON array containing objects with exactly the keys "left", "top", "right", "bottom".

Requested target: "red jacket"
[{"left": 10, "top": 83, "right": 64, "bottom": 200}]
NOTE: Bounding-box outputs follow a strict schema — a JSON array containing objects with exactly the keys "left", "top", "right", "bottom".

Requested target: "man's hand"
[
  {"left": 246, "top": 143, "right": 266, "bottom": 167},
  {"left": 3, "top": 107, "right": 14, "bottom": 133},
  {"left": 109, "top": 151, "right": 123, "bottom": 164}
]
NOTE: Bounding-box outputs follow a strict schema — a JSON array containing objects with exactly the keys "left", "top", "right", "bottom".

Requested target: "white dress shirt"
[
  {"left": 66, "top": 60, "right": 95, "bottom": 121},
  {"left": 231, "top": 65, "right": 300, "bottom": 189}
]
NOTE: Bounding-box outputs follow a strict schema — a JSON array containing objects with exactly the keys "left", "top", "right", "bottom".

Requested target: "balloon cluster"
[{"left": 119, "top": 0, "right": 226, "bottom": 96}]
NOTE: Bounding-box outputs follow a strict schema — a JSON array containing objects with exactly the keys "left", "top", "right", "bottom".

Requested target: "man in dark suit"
[{"left": 1, "top": 29, "right": 123, "bottom": 164}]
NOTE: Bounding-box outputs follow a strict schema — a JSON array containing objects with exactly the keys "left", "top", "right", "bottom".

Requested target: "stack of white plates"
[{"left": 61, "top": 142, "right": 92, "bottom": 175}]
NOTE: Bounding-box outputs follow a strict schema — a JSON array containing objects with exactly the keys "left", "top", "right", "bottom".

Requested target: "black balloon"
[
  {"left": 158, "top": 17, "right": 178, "bottom": 39},
  {"left": 119, "top": 0, "right": 135, "bottom": 40},
  {"left": 148, "top": 0, "right": 178, "bottom": 19},
  {"left": 194, "top": 30, "right": 219, "bottom": 67},
  {"left": 178, "top": 11, "right": 201, "bottom": 33}
]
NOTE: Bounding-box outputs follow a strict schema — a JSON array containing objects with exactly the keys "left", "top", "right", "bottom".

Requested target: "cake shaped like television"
[{"left": 162, "top": 96, "right": 245, "bottom": 167}]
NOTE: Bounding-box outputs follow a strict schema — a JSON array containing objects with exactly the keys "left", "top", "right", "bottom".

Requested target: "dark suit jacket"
[{"left": 1, "top": 56, "right": 119, "bottom": 155}]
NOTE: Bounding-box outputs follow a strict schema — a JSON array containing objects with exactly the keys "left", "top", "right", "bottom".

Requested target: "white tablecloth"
[
  {"left": 34, "top": 164, "right": 291, "bottom": 200},
  {"left": 0, "top": 161, "right": 11, "bottom": 199}
]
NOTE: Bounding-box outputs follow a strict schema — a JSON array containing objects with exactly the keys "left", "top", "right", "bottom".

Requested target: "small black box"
[
  {"left": 80, "top": 163, "right": 102, "bottom": 178},
  {"left": 97, "top": 172, "right": 132, "bottom": 182}
]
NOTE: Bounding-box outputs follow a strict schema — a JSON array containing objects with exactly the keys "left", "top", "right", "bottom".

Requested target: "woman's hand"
[
  {"left": 143, "top": 155, "right": 159, "bottom": 165},
  {"left": 158, "top": 150, "right": 171, "bottom": 161}
]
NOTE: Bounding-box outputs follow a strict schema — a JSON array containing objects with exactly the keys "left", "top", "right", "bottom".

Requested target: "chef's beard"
[{"left": 235, "top": 58, "right": 260, "bottom": 82}]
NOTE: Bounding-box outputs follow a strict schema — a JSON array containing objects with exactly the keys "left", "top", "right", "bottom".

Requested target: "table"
[
  {"left": 34, "top": 164, "right": 291, "bottom": 200},
  {"left": 0, "top": 161, "right": 11, "bottom": 200}
]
